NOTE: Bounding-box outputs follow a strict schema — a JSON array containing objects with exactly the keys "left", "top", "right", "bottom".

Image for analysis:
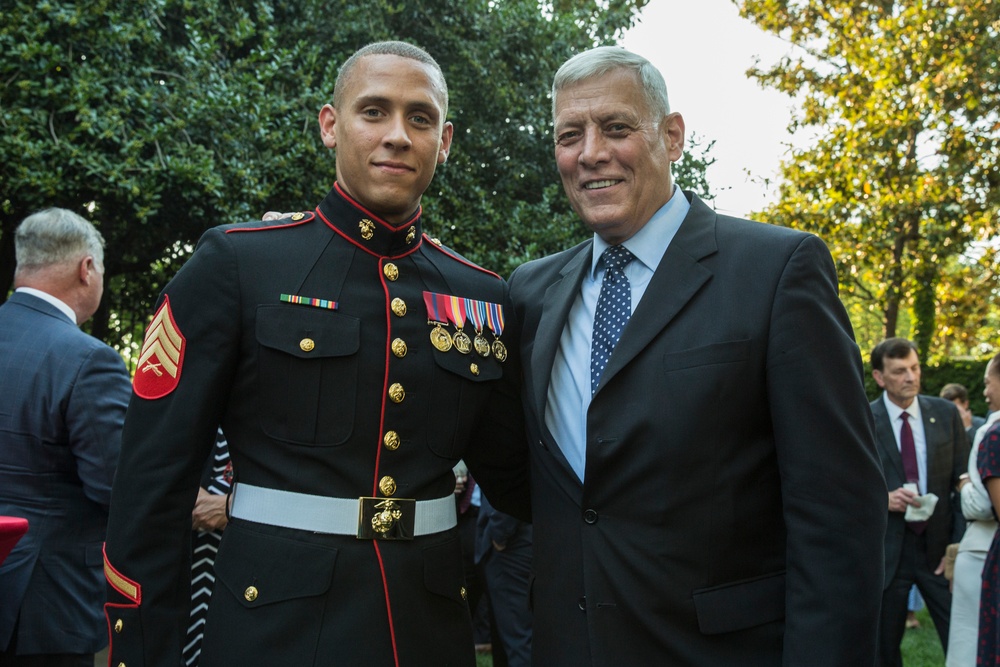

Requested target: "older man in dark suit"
[
  {"left": 0, "top": 208, "right": 131, "bottom": 666},
  {"left": 504, "top": 46, "right": 886, "bottom": 666},
  {"left": 870, "top": 337, "right": 968, "bottom": 667}
]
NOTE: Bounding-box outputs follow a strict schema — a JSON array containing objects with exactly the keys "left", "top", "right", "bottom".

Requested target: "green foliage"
[
  {"left": 864, "top": 355, "right": 992, "bottom": 417},
  {"left": 738, "top": 0, "right": 1000, "bottom": 359},
  {"left": 2, "top": 0, "right": 680, "bottom": 359}
]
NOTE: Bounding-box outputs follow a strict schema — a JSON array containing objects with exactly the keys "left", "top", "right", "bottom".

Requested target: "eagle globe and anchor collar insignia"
[{"left": 422, "top": 291, "right": 507, "bottom": 362}]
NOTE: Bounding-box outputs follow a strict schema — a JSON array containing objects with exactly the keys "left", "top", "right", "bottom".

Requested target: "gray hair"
[
  {"left": 552, "top": 46, "right": 670, "bottom": 122},
  {"left": 333, "top": 41, "right": 449, "bottom": 117},
  {"left": 15, "top": 208, "right": 105, "bottom": 271}
]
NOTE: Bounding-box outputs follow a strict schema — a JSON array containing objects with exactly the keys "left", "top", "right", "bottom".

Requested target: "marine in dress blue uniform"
[{"left": 102, "top": 42, "right": 529, "bottom": 667}]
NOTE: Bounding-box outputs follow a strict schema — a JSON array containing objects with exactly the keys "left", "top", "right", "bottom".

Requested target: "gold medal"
[
  {"left": 453, "top": 330, "right": 472, "bottom": 355},
  {"left": 474, "top": 333, "right": 491, "bottom": 357},
  {"left": 430, "top": 325, "right": 453, "bottom": 352},
  {"left": 492, "top": 339, "right": 508, "bottom": 362}
]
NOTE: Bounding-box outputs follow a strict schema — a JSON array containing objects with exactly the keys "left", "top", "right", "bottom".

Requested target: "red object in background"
[{"left": 0, "top": 516, "right": 29, "bottom": 565}]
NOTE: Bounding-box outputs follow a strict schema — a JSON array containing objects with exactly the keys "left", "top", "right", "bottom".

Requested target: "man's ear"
[
  {"left": 663, "top": 112, "right": 685, "bottom": 163},
  {"left": 319, "top": 104, "right": 337, "bottom": 149},
  {"left": 872, "top": 369, "right": 885, "bottom": 389},
  {"left": 78, "top": 256, "right": 95, "bottom": 285},
  {"left": 437, "top": 121, "right": 454, "bottom": 165}
]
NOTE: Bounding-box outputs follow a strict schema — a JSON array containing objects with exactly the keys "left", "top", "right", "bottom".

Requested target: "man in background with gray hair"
[{"left": 0, "top": 208, "right": 131, "bottom": 666}]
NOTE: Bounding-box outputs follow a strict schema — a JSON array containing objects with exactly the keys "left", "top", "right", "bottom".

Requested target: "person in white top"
[{"left": 947, "top": 352, "right": 1000, "bottom": 666}]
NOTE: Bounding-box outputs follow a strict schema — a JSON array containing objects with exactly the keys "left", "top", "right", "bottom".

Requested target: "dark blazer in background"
[
  {"left": 0, "top": 291, "right": 131, "bottom": 654},
  {"left": 506, "top": 191, "right": 887, "bottom": 666},
  {"left": 871, "top": 395, "right": 968, "bottom": 581}
]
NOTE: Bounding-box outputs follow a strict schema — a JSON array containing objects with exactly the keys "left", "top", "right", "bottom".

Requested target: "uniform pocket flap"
[
  {"left": 431, "top": 347, "right": 502, "bottom": 382},
  {"left": 692, "top": 570, "right": 785, "bottom": 635},
  {"left": 256, "top": 305, "right": 360, "bottom": 359},
  {"left": 215, "top": 525, "right": 338, "bottom": 608}
]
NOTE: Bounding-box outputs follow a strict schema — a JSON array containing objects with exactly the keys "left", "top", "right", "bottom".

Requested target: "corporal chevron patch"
[{"left": 133, "top": 294, "right": 186, "bottom": 399}]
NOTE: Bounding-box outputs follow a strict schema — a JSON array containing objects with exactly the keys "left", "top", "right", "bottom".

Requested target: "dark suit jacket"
[
  {"left": 0, "top": 291, "right": 131, "bottom": 653},
  {"left": 871, "top": 394, "right": 968, "bottom": 580},
  {"left": 506, "top": 192, "right": 887, "bottom": 666}
]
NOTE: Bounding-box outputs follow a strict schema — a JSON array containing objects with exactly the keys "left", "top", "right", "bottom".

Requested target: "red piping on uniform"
[
  {"left": 316, "top": 206, "right": 423, "bottom": 260},
  {"left": 334, "top": 182, "right": 420, "bottom": 230},
  {"left": 373, "top": 541, "right": 401, "bottom": 667},
  {"left": 423, "top": 234, "right": 501, "bottom": 279},
  {"left": 223, "top": 213, "right": 315, "bottom": 233},
  {"left": 371, "top": 258, "right": 400, "bottom": 666}
]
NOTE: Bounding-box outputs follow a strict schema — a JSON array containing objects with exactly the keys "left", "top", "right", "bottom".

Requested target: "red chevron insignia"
[{"left": 133, "top": 295, "right": 186, "bottom": 399}]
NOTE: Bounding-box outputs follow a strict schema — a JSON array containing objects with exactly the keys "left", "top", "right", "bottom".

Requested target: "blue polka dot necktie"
[{"left": 591, "top": 245, "right": 635, "bottom": 394}]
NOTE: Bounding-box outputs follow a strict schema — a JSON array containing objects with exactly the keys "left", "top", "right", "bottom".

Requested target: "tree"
[
  {"left": 3, "top": 1, "right": 723, "bottom": 365},
  {"left": 738, "top": 0, "right": 1000, "bottom": 358}
]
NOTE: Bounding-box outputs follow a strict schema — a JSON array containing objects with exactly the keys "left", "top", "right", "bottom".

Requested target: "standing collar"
[{"left": 316, "top": 183, "right": 423, "bottom": 258}]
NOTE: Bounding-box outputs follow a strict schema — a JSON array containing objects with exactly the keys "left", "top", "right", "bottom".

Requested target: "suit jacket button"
[
  {"left": 583, "top": 509, "right": 598, "bottom": 524},
  {"left": 578, "top": 596, "right": 587, "bottom": 611}
]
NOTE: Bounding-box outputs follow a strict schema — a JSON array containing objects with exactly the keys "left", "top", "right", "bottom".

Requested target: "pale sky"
[{"left": 623, "top": 0, "right": 804, "bottom": 218}]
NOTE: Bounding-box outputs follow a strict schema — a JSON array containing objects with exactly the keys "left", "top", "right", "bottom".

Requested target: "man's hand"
[
  {"left": 888, "top": 486, "right": 921, "bottom": 513},
  {"left": 192, "top": 487, "right": 229, "bottom": 532},
  {"left": 262, "top": 211, "right": 292, "bottom": 221}
]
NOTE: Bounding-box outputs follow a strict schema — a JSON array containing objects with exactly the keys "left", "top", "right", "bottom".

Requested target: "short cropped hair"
[
  {"left": 870, "top": 338, "right": 919, "bottom": 372},
  {"left": 939, "top": 383, "right": 970, "bottom": 403},
  {"left": 15, "top": 208, "right": 105, "bottom": 272},
  {"left": 333, "top": 41, "right": 448, "bottom": 117},
  {"left": 552, "top": 46, "right": 670, "bottom": 122}
]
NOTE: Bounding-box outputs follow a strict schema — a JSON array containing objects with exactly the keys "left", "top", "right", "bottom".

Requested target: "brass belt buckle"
[{"left": 358, "top": 497, "right": 416, "bottom": 540}]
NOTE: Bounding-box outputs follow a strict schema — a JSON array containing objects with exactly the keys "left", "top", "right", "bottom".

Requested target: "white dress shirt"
[{"left": 882, "top": 392, "right": 928, "bottom": 495}]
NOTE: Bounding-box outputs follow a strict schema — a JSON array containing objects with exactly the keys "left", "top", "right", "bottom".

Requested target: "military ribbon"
[{"left": 280, "top": 293, "right": 338, "bottom": 310}]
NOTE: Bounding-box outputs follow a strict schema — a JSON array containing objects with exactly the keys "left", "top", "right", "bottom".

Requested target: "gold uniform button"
[
  {"left": 383, "top": 263, "right": 399, "bottom": 281},
  {"left": 379, "top": 476, "right": 397, "bottom": 496},
  {"left": 392, "top": 338, "right": 408, "bottom": 358},
  {"left": 291, "top": 212, "right": 305, "bottom": 221},
  {"left": 470, "top": 363, "right": 480, "bottom": 376},
  {"left": 299, "top": 338, "right": 315, "bottom": 352},
  {"left": 388, "top": 383, "right": 405, "bottom": 403},
  {"left": 391, "top": 298, "right": 407, "bottom": 317},
  {"left": 244, "top": 586, "right": 259, "bottom": 602},
  {"left": 383, "top": 431, "right": 401, "bottom": 451},
  {"left": 461, "top": 586, "right": 468, "bottom": 600},
  {"left": 118, "top": 663, "right": 126, "bottom": 667},
  {"left": 114, "top": 619, "right": 123, "bottom": 633}
]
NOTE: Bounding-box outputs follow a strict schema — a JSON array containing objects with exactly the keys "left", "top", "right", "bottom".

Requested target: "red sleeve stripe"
[{"left": 103, "top": 545, "right": 141, "bottom": 604}]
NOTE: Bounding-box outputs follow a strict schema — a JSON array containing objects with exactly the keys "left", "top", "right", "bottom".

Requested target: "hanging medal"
[
  {"left": 447, "top": 295, "right": 472, "bottom": 354},
  {"left": 423, "top": 292, "right": 453, "bottom": 352},
  {"left": 486, "top": 301, "right": 507, "bottom": 363},
  {"left": 467, "top": 298, "right": 491, "bottom": 357}
]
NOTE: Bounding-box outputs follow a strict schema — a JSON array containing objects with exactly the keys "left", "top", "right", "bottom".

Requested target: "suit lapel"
[
  {"left": 919, "top": 396, "right": 948, "bottom": 488},
  {"left": 530, "top": 243, "right": 591, "bottom": 422},
  {"left": 595, "top": 193, "right": 716, "bottom": 396},
  {"left": 872, "top": 398, "right": 905, "bottom": 483}
]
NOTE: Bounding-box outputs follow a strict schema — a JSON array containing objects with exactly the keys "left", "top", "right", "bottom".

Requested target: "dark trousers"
[
  {"left": 878, "top": 528, "right": 952, "bottom": 667},
  {"left": 0, "top": 622, "right": 91, "bottom": 667}
]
